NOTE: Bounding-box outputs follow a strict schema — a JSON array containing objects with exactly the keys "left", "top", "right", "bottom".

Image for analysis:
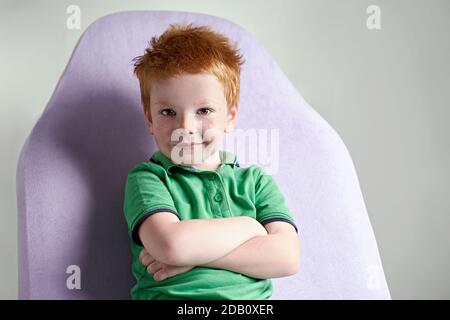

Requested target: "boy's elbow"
[
  {"left": 138, "top": 217, "right": 183, "bottom": 265},
  {"left": 139, "top": 230, "right": 179, "bottom": 265},
  {"left": 141, "top": 240, "right": 174, "bottom": 266},
  {"left": 143, "top": 235, "right": 181, "bottom": 265},
  {"left": 283, "top": 244, "right": 301, "bottom": 276},
  {"left": 284, "top": 255, "right": 300, "bottom": 276}
]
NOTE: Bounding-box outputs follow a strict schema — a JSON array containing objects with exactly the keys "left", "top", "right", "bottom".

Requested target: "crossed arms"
[{"left": 138, "top": 213, "right": 300, "bottom": 281}]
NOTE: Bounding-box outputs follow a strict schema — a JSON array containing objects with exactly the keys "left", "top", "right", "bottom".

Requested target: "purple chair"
[{"left": 17, "top": 11, "right": 391, "bottom": 299}]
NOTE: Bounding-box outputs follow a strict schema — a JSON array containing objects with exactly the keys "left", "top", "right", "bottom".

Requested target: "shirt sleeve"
[
  {"left": 254, "top": 166, "right": 298, "bottom": 233},
  {"left": 123, "top": 165, "right": 181, "bottom": 246}
]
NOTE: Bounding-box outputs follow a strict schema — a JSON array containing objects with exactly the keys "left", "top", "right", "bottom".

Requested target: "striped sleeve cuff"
[
  {"left": 131, "top": 208, "right": 181, "bottom": 246},
  {"left": 260, "top": 217, "right": 298, "bottom": 234}
]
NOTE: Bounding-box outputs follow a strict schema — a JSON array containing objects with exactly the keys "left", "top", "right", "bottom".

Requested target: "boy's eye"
[
  {"left": 160, "top": 109, "right": 176, "bottom": 117},
  {"left": 197, "top": 108, "right": 213, "bottom": 116}
]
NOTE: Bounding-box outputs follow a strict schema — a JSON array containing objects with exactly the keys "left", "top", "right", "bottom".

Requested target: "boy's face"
[{"left": 145, "top": 73, "right": 237, "bottom": 168}]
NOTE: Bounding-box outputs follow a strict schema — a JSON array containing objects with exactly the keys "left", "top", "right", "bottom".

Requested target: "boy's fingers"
[
  {"left": 141, "top": 253, "right": 155, "bottom": 266},
  {"left": 139, "top": 251, "right": 149, "bottom": 265},
  {"left": 147, "top": 261, "right": 163, "bottom": 275},
  {"left": 154, "top": 266, "right": 193, "bottom": 281},
  {"left": 139, "top": 249, "right": 157, "bottom": 266},
  {"left": 139, "top": 249, "right": 148, "bottom": 263},
  {"left": 153, "top": 269, "right": 166, "bottom": 281},
  {"left": 159, "top": 267, "right": 179, "bottom": 280}
]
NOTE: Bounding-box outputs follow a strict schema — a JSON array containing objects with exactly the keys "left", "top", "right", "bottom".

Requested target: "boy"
[{"left": 124, "top": 23, "right": 300, "bottom": 300}]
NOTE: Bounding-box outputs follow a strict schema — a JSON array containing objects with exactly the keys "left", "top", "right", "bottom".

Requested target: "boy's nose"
[{"left": 179, "top": 114, "right": 198, "bottom": 134}]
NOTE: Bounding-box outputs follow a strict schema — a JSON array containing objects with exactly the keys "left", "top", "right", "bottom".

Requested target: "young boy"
[{"left": 123, "top": 23, "right": 300, "bottom": 300}]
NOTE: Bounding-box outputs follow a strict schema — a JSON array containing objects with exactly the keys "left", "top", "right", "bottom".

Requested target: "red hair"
[{"left": 132, "top": 23, "right": 245, "bottom": 117}]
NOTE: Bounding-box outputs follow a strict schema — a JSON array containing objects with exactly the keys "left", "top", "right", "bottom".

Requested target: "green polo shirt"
[{"left": 123, "top": 149, "right": 298, "bottom": 300}]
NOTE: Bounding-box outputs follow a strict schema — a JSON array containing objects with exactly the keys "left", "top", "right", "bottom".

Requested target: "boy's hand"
[{"left": 139, "top": 248, "right": 194, "bottom": 281}]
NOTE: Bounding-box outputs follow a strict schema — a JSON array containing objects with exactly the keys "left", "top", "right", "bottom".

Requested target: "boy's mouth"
[
  {"left": 171, "top": 141, "right": 206, "bottom": 147},
  {"left": 180, "top": 143, "right": 203, "bottom": 146}
]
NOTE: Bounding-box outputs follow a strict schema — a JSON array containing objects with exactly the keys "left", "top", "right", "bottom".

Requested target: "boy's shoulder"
[
  {"left": 238, "top": 163, "right": 264, "bottom": 174},
  {"left": 246, "top": 164, "right": 274, "bottom": 181},
  {"left": 126, "top": 159, "right": 166, "bottom": 179},
  {"left": 234, "top": 163, "right": 273, "bottom": 189}
]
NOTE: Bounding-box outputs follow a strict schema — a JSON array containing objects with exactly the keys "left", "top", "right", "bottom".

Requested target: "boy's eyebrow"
[
  {"left": 154, "top": 99, "right": 215, "bottom": 107},
  {"left": 154, "top": 100, "right": 171, "bottom": 106},
  {"left": 196, "top": 98, "right": 215, "bottom": 106}
]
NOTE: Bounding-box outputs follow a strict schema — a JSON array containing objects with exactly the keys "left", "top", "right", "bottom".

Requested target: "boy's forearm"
[
  {"left": 200, "top": 233, "right": 300, "bottom": 279},
  {"left": 168, "top": 216, "right": 267, "bottom": 266}
]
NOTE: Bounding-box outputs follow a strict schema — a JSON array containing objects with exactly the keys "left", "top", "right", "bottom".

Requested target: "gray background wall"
[{"left": 1, "top": 0, "right": 449, "bottom": 299}]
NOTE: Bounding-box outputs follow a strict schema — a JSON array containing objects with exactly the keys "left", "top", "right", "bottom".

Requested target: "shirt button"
[
  {"left": 213, "top": 193, "right": 222, "bottom": 202},
  {"left": 207, "top": 174, "right": 215, "bottom": 181}
]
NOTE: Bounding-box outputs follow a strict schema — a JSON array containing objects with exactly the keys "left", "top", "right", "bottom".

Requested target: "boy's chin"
[{"left": 171, "top": 147, "right": 218, "bottom": 166}]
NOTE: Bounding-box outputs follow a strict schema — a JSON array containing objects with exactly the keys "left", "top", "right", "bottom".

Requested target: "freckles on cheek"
[
  {"left": 153, "top": 122, "right": 170, "bottom": 135},
  {"left": 151, "top": 125, "right": 167, "bottom": 140}
]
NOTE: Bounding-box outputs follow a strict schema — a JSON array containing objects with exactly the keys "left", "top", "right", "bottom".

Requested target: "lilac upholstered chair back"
[{"left": 17, "top": 11, "right": 391, "bottom": 299}]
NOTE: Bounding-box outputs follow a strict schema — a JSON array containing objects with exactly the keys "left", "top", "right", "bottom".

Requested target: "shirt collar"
[{"left": 149, "top": 149, "right": 239, "bottom": 175}]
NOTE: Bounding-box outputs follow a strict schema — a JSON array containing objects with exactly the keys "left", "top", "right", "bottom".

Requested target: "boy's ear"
[
  {"left": 144, "top": 108, "right": 154, "bottom": 135},
  {"left": 224, "top": 105, "right": 238, "bottom": 133}
]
